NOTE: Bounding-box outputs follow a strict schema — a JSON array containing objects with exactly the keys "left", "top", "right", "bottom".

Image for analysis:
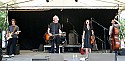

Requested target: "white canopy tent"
[
  {"left": 0, "top": 0, "right": 125, "bottom": 49},
  {"left": 0, "top": 0, "right": 125, "bottom": 9},
  {"left": 0, "top": 0, "right": 125, "bottom": 14}
]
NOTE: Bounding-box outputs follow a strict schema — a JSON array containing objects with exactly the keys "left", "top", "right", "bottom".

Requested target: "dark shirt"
[
  {"left": 49, "top": 22, "right": 61, "bottom": 34},
  {"left": 8, "top": 25, "right": 19, "bottom": 38}
]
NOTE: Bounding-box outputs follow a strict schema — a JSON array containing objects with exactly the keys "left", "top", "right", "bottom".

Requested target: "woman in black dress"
[{"left": 82, "top": 19, "right": 94, "bottom": 59}]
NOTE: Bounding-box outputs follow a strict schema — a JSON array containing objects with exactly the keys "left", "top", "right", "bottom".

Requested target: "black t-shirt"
[{"left": 49, "top": 22, "right": 61, "bottom": 34}]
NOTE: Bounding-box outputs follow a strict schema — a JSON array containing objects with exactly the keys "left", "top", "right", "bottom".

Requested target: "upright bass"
[
  {"left": 110, "top": 19, "right": 121, "bottom": 51},
  {"left": 111, "top": 26, "right": 120, "bottom": 51}
]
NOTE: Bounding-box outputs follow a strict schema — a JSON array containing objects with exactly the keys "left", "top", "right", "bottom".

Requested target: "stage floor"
[{"left": 2, "top": 50, "right": 125, "bottom": 61}]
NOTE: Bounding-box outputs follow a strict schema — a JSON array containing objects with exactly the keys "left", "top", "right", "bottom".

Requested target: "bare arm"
[
  {"left": 59, "top": 29, "right": 62, "bottom": 34},
  {"left": 15, "top": 26, "right": 20, "bottom": 35},
  {"left": 6, "top": 30, "right": 9, "bottom": 37},
  {"left": 109, "top": 26, "right": 113, "bottom": 36},
  {"left": 47, "top": 28, "right": 52, "bottom": 36},
  {"left": 82, "top": 31, "right": 85, "bottom": 42},
  {"left": 91, "top": 30, "right": 94, "bottom": 35},
  {"left": 114, "top": 20, "right": 121, "bottom": 26}
]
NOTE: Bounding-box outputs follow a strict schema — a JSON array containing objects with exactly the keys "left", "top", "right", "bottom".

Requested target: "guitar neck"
[
  {"left": 53, "top": 34, "right": 60, "bottom": 36},
  {"left": 10, "top": 31, "right": 21, "bottom": 34}
]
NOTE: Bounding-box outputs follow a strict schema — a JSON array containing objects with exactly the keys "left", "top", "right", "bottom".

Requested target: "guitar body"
[
  {"left": 45, "top": 33, "right": 50, "bottom": 41},
  {"left": 6, "top": 31, "right": 21, "bottom": 40},
  {"left": 6, "top": 33, "right": 13, "bottom": 40},
  {"left": 45, "top": 33, "right": 54, "bottom": 42},
  {"left": 44, "top": 33, "right": 64, "bottom": 42}
]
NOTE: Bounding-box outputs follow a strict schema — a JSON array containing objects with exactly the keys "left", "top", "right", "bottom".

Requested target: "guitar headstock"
[{"left": 17, "top": 31, "right": 21, "bottom": 33}]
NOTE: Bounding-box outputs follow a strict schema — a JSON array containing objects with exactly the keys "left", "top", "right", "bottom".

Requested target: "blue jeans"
[{"left": 7, "top": 38, "right": 17, "bottom": 55}]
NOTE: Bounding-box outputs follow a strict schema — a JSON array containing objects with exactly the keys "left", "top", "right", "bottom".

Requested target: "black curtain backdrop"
[{"left": 8, "top": 9, "right": 118, "bottom": 50}]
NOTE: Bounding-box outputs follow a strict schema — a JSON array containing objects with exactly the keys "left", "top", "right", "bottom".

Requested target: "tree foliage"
[
  {"left": 0, "top": 10, "right": 8, "bottom": 30},
  {"left": 119, "top": 18, "right": 125, "bottom": 39}
]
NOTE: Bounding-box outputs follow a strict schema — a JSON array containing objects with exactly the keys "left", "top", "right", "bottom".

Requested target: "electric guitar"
[{"left": 6, "top": 31, "right": 21, "bottom": 40}]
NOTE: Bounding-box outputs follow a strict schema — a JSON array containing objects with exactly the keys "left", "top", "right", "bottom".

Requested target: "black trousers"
[
  {"left": 50, "top": 36, "right": 60, "bottom": 53},
  {"left": 7, "top": 38, "right": 17, "bottom": 55}
]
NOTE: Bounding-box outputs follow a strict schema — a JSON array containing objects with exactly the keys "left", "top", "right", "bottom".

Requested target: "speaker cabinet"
[
  {"left": 68, "top": 33, "right": 78, "bottom": 44},
  {"left": 15, "top": 44, "right": 20, "bottom": 55},
  {"left": 88, "top": 53, "right": 116, "bottom": 61},
  {"left": 119, "top": 49, "right": 125, "bottom": 55},
  {"left": 38, "top": 44, "right": 43, "bottom": 51}
]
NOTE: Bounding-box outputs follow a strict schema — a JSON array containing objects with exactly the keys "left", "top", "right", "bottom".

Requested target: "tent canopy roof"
[{"left": 0, "top": 0, "right": 125, "bottom": 10}]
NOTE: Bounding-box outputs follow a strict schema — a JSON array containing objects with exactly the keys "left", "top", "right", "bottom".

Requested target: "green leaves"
[
  {"left": 0, "top": 10, "right": 8, "bottom": 30},
  {"left": 119, "top": 18, "right": 125, "bottom": 39}
]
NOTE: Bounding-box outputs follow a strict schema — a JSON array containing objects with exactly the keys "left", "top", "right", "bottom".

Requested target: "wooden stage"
[{"left": 2, "top": 50, "right": 125, "bottom": 61}]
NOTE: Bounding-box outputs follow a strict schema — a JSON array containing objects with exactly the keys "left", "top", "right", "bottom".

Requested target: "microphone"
[
  {"left": 91, "top": 17, "right": 93, "bottom": 20},
  {"left": 91, "top": 17, "right": 94, "bottom": 21},
  {"left": 62, "top": 24, "right": 63, "bottom": 28},
  {"left": 67, "top": 18, "right": 68, "bottom": 23}
]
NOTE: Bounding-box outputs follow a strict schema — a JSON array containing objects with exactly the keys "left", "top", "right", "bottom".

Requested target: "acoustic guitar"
[{"left": 44, "top": 33, "right": 62, "bottom": 42}]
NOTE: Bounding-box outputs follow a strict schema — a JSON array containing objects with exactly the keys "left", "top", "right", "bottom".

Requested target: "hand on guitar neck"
[
  {"left": 48, "top": 33, "right": 62, "bottom": 36},
  {"left": 48, "top": 33, "right": 53, "bottom": 36}
]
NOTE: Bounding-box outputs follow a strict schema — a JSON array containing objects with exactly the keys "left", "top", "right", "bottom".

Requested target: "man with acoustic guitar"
[
  {"left": 47, "top": 15, "right": 62, "bottom": 53},
  {"left": 5, "top": 19, "right": 20, "bottom": 57}
]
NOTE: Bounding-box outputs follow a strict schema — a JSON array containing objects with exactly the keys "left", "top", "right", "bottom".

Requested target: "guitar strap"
[{"left": 12, "top": 25, "right": 17, "bottom": 34}]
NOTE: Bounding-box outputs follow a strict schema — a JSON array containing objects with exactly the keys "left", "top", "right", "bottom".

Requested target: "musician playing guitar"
[
  {"left": 6, "top": 19, "right": 20, "bottom": 57},
  {"left": 47, "top": 15, "right": 62, "bottom": 53}
]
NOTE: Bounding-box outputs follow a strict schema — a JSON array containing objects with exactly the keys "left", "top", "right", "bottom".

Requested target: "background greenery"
[
  {"left": 0, "top": 10, "right": 8, "bottom": 30},
  {"left": 119, "top": 18, "right": 125, "bottom": 39}
]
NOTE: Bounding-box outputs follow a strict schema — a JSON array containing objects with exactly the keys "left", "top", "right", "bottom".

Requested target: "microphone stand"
[
  {"left": 91, "top": 18, "right": 108, "bottom": 53},
  {"left": 67, "top": 19, "right": 78, "bottom": 36},
  {"left": 95, "top": 36, "right": 105, "bottom": 52}
]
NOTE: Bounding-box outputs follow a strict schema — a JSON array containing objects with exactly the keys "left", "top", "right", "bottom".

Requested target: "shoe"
[
  {"left": 55, "top": 51, "right": 59, "bottom": 53},
  {"left": 11, "top": 54, "right": 15, "bottom": 57},
  {"left": 49, "top": 51, "right": 54, "bottom": 53},
  {"left": 80, "top": 57, "right": 85, "bottom": 61},
  {"left": 4, "top": 55, "right": 10, "bottom": 58},
  {"left": 85, "top": 57, "right": 88, "bottom": 61}
]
